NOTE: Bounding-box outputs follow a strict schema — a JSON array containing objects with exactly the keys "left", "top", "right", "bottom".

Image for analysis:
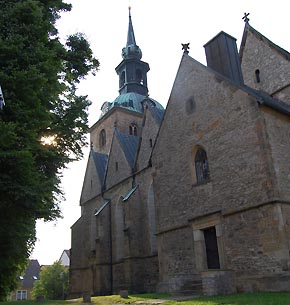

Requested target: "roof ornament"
[
  {"left": 242, "top": 12, "right": 250, "bottom": 23},
  {"left": 182, "top": 43, "right": 190, "bottom": 55}
]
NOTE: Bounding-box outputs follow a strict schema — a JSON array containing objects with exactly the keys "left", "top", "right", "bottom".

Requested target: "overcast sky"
[{"left": 30, "top": 0, "right": 290, "bottom": 265}]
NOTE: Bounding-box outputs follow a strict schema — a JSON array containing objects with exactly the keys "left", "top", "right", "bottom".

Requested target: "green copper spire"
[
  {"left": 122, "top": 7, "right": 142, "bottom": 60},
  {"left": 126, "top": 7, "right": 136, "bottom": 46},
  {"left": 115, "top": 7, "right": 150, "bottom": 96}
]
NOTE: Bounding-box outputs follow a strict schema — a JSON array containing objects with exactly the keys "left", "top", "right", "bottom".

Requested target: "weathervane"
[
  {"left": 182, "top": 43, "right": 190, "bottom": 55},
  {"left": 128, "top": 0, "right": 131, "bottom": 15},
  {"left": 242, "top": 12, "right": 250, "bottom": 23}
]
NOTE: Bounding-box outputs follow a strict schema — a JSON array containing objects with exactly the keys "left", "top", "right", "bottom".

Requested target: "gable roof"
[
  {"left": 62, "top": 249, "right": 70, "bottom": 258},
  {"left": 115, "top": 129, "right": 140, "bottom": 169},
  {"left": 244, "top": 85, "right": 290, "bottom": 116},
  {"left": 240, "top": 23, "right": 290, "bottom": 62},
  {"left": 91, "top": 149, "right": 108, "bottom": 186},
  {"left": 21, "top": 260, "right": 41, "bottom": 289}
]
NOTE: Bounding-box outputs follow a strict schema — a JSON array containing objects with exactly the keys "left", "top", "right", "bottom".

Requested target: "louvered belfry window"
[{"left": 195, "top": 148, "right": 210, "bottom": 184}]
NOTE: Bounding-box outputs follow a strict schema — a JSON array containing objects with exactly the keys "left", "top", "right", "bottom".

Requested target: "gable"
[
  {"left": 80, "top": 150, "right": 106, "bottom": 205},
  {"left": 105, "top": 130, "right": 139, "bottom": 190},
  {"left": 22, "top": 260, "right": 41, "bottom": 289},
  {"left": 240, "top": 24, "right": 290, "bottom": 97},
  {"left": 136, "top": 105, "right": 164, "bottom": 170}
]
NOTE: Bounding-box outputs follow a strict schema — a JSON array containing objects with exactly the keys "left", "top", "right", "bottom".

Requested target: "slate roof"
[
  {"left": 148, "top": 106, "right": 165, "bottom": 125},
  {"left": 91, "top": 150, "right": 108, "bottom": 185},
  {"left": 20, "top": 260, "right": 41, "bottom": 289},
  {"left": 244, "top": 85, "right": 290, "bottom": 117},
  {"left": 115, "top": 130, "right": 140, "bottom": 169}
]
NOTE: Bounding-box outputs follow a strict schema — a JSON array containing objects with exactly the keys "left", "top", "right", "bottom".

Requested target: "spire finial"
[
  {"left": 128, "top": 6, "right": 131, "bottom": 17},
  {"left": 242, "top": 12, "right": 250, "bottom": 23}
]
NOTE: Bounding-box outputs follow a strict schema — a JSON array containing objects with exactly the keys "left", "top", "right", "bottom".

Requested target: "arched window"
[
  {"left": 195, "top": 148, "right": 210, "bottom": 184},
  {"left": 129, "top": 124, "right": 138, "bottom": 136},
  {"left": 99, "top": 129, "right": 106, "bottom": 148},
  {"left": 255, "top": 69, "right": 260, "bottom": 83},
  {"left": 136, "top": 69, "right": 143, "bottom": 84},
  {"left": 120, "top": 71, "right": 125, "bottom": 87}
]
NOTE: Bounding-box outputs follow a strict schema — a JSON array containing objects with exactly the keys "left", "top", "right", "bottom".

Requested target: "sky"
[{"left": 30, "top": 0, "right": 290, "bottom": 265}]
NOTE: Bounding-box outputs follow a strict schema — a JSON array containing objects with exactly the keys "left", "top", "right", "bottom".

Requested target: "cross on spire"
[
  {"left": 242, "top": 12, "right": 250, "bottom": 23},
  {"left": 182, "top": 43, "right": 190, "bottom": 55}
]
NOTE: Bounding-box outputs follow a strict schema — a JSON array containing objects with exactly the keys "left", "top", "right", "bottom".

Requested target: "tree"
[
  {"left": 0, "top": 0, "right": 99, "bottom": 299},
  {"left": 32, "top": 261, "right": 69, "bottom": 300}
]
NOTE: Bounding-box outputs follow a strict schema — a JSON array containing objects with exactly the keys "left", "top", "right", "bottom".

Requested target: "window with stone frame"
[
  {"left": 99, "top": 129, "right": 106, "bottom": 148},
  {"left": 129, "top": 123, "right": 138, "bottom": 136},
  {"left": 195, "top": 147, "right": 210, "bottom": 184}
]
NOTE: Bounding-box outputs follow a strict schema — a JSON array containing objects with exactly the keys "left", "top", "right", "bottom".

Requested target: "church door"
[{"left": 203, "top": 226, "right": 220, "bottom": 269}]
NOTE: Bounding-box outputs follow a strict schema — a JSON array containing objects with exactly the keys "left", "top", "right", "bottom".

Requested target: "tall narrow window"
[
  {"left": 129, "top": 124, "right": 138, "bottom": 136},
  {"left": 255, "top": 69, "right": 260, "bottom": 83},
  {"left": 136, "top": 69, "right": 143, "bottom": 84},
  {"left": 99, "top": 129, "right": 106, "bottom": 148},
  {"left": 195, "top": 148, "right": 210, "bottom": 184},
  {"left": 120, "top": 71, "right": 125, "bottom": 87}
]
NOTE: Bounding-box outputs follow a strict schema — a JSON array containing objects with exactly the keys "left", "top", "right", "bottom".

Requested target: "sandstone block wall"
[
  {"left": 241, "top": 28, "right": 290, "bottom": 97},
  {"left": 90, "top": 108, "right": 143, "bottom": 153}
]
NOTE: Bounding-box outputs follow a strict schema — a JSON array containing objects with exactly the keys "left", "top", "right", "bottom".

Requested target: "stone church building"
[{"left": 69, "top": 11, "right": 290, "bottom": 297}]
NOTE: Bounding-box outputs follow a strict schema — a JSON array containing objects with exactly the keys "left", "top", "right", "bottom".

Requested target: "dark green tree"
[
  {"left": 0, "top": 0, "right": 99, "bottom": 299},
  {"left": 32, "top": 261, "right": 69, "bottom": 300}
]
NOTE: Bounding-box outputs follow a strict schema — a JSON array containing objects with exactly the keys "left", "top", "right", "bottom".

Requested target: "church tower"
[
  {"left": 70, "top": 8, "right": 163, "bottom": 297},
  {"left": 115, "top": 7, "right": 150, "bottom": 96},
  {"left": 90, "top": 8, "right": 163, "bottom": 154}
]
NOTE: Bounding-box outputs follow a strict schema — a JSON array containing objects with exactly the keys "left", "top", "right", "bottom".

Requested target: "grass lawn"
[{"left": 4, "top": 292, "right": 290, "bottom": 305}]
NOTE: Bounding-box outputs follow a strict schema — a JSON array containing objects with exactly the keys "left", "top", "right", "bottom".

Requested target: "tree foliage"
[
  {"left": 32, "top": 261, "right": 69, "bottom": 300},
  {"left": 0, "top": 0, "right": 99, "bottom": 299}
]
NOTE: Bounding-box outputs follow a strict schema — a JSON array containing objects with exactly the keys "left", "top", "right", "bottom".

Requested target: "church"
[{"left": 69, "top": 10, "right": 290, "bottom": 297}]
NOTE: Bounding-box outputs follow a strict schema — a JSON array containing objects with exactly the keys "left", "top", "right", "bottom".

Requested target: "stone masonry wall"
[
  {"left": 241, "top": 29, "right": 290, "bottom": 98},
  {"left": 157, "top": 226, "right": 199, "bottom": 293},
  {"left": 224, "top": 204, "right": 289, "bottom": 277},
  {"left": 90, "top": 108, "right": 143, "bottom": 154},
  {"left": 80, "top": 154, "right": 102, "bottom": 205},
  {"left": 152, "top": 54, "right": 287, "bottom": 291},
  {"left": 153, "top": 55, "right": 273, "bottom": 233},
  {"left": 105, "top": 135, "right": 133, "bottom": 189},
  {"left": 137, "top": 107, "right": 160, "bottom": 171},
  {"left": 261, "top": 108, "right": 290, "bottom": 200},
  {"left": 89, "top": 168, "right": 159, "bottom": 295}
]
